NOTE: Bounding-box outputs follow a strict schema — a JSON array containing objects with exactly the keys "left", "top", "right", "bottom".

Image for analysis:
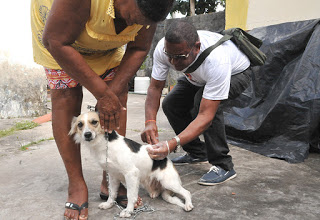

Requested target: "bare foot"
[
  {"left": 101, "top": 171, "right": 143, "bottom": 208},
  {"left": 64, "top": 181, "right": 88, "bottom": 220}
]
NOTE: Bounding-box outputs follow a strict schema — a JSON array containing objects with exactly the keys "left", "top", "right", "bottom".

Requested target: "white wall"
[
  {"left": 0, "top": 0, "right": 47, "bottom": 119},
  {"left": 0, "top": 0, "right": 39, "bottom": 67},
  {"left": 247, "top": 0, "right": 320, "bottom": 29}
]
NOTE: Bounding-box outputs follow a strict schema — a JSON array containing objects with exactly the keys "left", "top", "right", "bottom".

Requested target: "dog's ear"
[{"left": 68, "top": 116, "right": 78, "bottom": 136}]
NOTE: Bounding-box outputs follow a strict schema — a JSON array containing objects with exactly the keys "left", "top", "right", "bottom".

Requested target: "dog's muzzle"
[{"left": 84, "top": 132, "right": 93, "bottom": 141}]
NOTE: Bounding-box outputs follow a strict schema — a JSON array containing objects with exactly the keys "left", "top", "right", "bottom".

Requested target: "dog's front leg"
[
  {"left": 119, "top": 169, "right": 140, "bottom": 218},
  {"left": 99, "top": 174, "right": 120, "bottom": 210}
]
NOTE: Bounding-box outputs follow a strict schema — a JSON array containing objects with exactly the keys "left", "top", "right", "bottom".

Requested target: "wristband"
[
  {"left": 165, "top": 141, "right": 170, "bottom": 157},
  {"left": 145, "top": 119, "right": 156, "bottom": 124},
  {"left": 173, "top": 136, "right": 181, "bottom": 153}
]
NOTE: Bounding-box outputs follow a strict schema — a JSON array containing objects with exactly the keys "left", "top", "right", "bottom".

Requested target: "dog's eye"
[
  {"left": 78, "top": 122, "right": 83, "bottom": 128},
  {"left": 91, "top": 120, "right": 98, "bottom": 125}
]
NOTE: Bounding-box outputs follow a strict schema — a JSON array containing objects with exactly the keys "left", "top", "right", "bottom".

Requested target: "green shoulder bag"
[{"left": 184, "top": 28, "right": 267, "bottom": 74}]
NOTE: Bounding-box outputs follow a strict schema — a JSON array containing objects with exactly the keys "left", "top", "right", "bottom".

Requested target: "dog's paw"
[
  {"left": 149, "top": 191, "right": 160, "bottom": 199},
  {"left": 99, "top": 201, "right": 114, "bottom": 210},
  {"left": 119, "top": 209, "right": 132, "bottom": 218},
  {"left": 184, "top": 202, "right": 194, "bottom": 212}
]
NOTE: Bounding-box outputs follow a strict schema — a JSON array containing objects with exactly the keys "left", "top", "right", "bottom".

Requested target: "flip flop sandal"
[
  {"left": 100, "top": 192, "right": 128, "bottom": 208},
  {"left": 99, "top": 192, "right": 109, "bottom": 200},
  {"left": 115, "top": 195, "right": 129, "bottom": 208},
  {"left": 99, "top": 192, "right": 128, "bottom": 208},
  {"left": 65, "top": 201, "right": 89, "bottom": 220}
]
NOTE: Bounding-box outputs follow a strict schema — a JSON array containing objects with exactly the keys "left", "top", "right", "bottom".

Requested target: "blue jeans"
[{"left": 162, "top": 68, "right": 252, "bottom": 171}]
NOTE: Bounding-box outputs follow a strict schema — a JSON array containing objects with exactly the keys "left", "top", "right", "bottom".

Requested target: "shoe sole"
[
  {"left": 173, "top": 161, "right": 208, "bottom": 166},
  {"left": 197, "top": 173, "right": 237, "bottom": 186}
]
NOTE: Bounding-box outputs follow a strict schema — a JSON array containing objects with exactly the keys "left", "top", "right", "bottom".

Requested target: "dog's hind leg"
[
  {"left": 161, "top": 190, "right": 185, "bottom": 208},
  {"left": 161, "top": 170, "right": 194, "bottom": 211},
  {"left": 144, "top": 179, "right": 162, "bottom": 199},
  {"left": 120, "top": 169, "right": 140, "bottom": 218},
  {"left": 99, "top": 174, "right": 120, "bottom": 210}
]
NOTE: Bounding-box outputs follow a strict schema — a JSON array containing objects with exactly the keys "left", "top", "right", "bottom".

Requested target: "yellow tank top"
[{"left": 31, "top": 0, "right": 143, "bottom": 75}]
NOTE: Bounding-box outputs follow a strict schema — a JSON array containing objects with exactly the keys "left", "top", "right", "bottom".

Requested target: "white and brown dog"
[{"left": 69, "top": 111, "right": 193, "bottom": 218}]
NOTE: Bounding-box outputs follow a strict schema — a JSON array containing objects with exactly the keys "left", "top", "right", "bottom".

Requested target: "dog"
[{"left": 69, "top": 111, "right": 193, "bottom": 218}]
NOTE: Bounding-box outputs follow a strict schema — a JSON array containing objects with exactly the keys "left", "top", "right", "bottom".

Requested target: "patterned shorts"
[{"left": 45, "top": 67, "right": 118, "bottom": 89}]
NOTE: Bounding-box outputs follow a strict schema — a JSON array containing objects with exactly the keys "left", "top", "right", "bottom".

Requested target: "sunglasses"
[{"left": 163, "top": 46, "right": 194, "bottom": 60}]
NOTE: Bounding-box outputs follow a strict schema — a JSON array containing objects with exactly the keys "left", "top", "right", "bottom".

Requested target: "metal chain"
[
  {"left": 113, "top": 203, "right": 156, "bottom": 220},
  {"left": 105, "top": 133, "right": 111, "bottom": 196}
]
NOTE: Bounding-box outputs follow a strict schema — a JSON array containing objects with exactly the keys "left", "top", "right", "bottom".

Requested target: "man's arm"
[
  {"left": 147, "top": 97, "right": 221, "bottom": 160},
  {"left": 141, "top": 78, "right": 166, "bottom": 144},
  {"left": 172, "top": 98, "right": 220, "bottom": 147}
]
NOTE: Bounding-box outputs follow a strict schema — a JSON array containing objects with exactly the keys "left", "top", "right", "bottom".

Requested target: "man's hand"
[
  {"left": 146, "top": 141, "right": 169, "bottom": 160},
  {"left": 96, "top": 90, "right": 126, "bottom": 132},
  {"left": 141, "top": 122, "right": 159, "bottom": 144}
]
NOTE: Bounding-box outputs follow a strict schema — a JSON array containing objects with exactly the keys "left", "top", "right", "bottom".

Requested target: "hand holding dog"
[
  {"left": 147, "top": 141, "right": 170, "bottom": 160},
  {"left": 96, "top": 90, "right": 126, "bottom": 132}
]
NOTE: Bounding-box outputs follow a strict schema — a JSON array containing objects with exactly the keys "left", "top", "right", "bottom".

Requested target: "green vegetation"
[
  {"left": 15, "top": 121, "right": 39, "bottom": 130},
  {"left": 171, "top": 0, "right": 225, "bottom": 16},
  {"left": 140, "top": 55, "right": 148, "bottom": 70},
  {"left": 20, "top": 137, "right": 54, "bottom": 151},
  {"left": 0, "top": 121, "right": 39, "bottom": 138}
]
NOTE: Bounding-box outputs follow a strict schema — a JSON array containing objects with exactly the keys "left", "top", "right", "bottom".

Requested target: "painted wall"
[
  {"left": 226, "top": 0, "right": 320, "bottom": 30},
  {"left": 225, "top": 0, "right": 249, "bottom": 30}
]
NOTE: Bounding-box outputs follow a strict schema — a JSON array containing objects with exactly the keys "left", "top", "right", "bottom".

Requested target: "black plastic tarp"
[{"left": 224, "top": 19, "right": 320, "bottom": 163}]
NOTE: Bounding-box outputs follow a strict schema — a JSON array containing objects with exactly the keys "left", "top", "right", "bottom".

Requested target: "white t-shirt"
[{"left": 152, "top": 30, "right": 250, "bottom": 100}]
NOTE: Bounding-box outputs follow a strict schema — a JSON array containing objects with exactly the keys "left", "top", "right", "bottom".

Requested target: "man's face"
[{"left": 164, "top": 40, "right": 199, "bottom": 71}]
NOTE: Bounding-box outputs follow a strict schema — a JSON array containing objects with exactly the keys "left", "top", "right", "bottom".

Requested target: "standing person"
[
  {"left": 31, "top": 0, "right": 173, "bottom": 219},
  {"left": 141, "top": 21, "right": 251, "bottom": 187}
]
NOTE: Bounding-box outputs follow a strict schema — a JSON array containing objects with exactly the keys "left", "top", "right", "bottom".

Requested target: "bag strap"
[{"left": 184, "top": 34, "right": 233, "bottom": 74}]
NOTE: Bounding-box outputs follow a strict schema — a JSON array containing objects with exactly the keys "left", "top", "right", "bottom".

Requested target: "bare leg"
[{"left": 51, "top": 87, "right": 88, "bottom": 219}]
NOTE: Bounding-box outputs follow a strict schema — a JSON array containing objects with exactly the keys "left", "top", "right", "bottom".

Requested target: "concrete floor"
[{"left": 0, "top": 89, "right": 319, "bottom": 220}]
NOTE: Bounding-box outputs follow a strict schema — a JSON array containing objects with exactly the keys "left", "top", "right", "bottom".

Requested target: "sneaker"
[
  {"left": 171, "top": 153, "right": 207, "bottom": 165},
  {"left": 198, "top": 165, "right": 237, "bottom": 186}
]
